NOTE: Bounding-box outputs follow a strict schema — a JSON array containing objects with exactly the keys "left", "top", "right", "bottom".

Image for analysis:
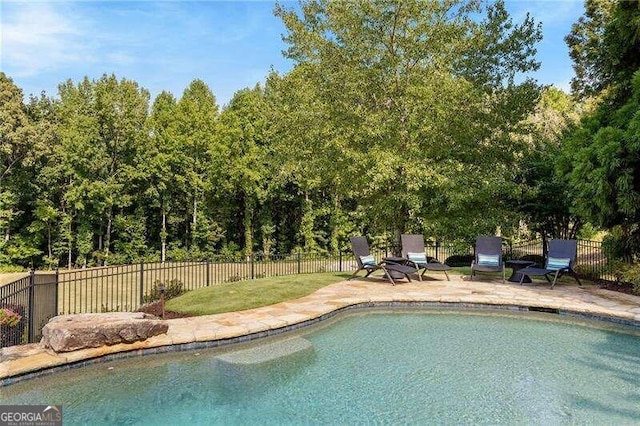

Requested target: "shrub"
[
  {"left": 519, "top": 254, "right": 545, "bottom": 266},
  {"left": 0, "top": 308, "right": 22, "bottom": 327},
  {"left": 573, "top": 264, "right": 600, "bottom": 281},
  {"left": 614, "top": 262, "right": 640, "bottom": 293},
  {"left": 143, "top": 278, "right": 185, "bottom": 303},
  {"left": 0, "top": 304, "right": 26, "bottom": 347},
  {"left": 0, "top": 265, "right": 26, "bottom": 273}
]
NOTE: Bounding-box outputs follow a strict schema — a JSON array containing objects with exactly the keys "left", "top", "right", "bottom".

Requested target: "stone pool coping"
[{"left": 3, "top": 274, "right": 640, "bottom": 385}]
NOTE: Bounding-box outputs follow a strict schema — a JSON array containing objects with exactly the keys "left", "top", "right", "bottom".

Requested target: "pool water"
[{"left": 3, "top": 311, "right": 640, "bottom": 424}]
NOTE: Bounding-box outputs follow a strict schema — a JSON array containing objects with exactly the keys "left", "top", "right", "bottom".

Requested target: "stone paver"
[{"left": 2, "top": 274, "right": 640, "bottom": 383}]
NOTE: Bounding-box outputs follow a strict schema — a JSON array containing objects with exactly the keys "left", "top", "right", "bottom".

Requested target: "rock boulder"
[{"left": 41, "top": 312, "right": 169, "bottom": 353}]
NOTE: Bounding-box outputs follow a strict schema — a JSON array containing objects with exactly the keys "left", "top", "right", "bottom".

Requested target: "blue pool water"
[{"left": 2, "top": 311, "right": 640, "bottom": 424}]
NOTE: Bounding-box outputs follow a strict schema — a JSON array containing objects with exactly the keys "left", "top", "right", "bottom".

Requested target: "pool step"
[{"left": 214, "top": 337, "right": 313, "bottom": 366}]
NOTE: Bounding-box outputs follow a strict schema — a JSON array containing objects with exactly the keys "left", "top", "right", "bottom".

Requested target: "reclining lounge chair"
[
  {"left": 401, "top": 234, "right": 451, "bottom": 281},
  {"left": 470, "top": 236, "right": 505, "bottom": 283},
  {"left": 518, "top": 239, "right": 582, "bottom": 289},
  {"left": 349, "top": 236, "right": 417, "bottom": 285}
]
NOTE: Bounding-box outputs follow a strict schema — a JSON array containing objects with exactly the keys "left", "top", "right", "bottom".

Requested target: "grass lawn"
[{"left": 165, "top": 272, "right": 351, "bottom": 316}]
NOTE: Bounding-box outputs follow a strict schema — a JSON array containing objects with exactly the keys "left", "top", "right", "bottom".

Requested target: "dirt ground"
[{"left": 596, "top": 280, "right": 638, "bottom": 296}]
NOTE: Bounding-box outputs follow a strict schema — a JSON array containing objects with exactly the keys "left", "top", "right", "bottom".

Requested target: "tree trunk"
[
  {"left": 67, "top": 218, "right": 72, "bottom": 270},
  {"left": 191, "top": 195, "right": 197, "bottom": 249},
  {"left": 161, "top": 207, "right": 166, "bottom": 263},
  {"left": 47, "top": 224, "right": 52, "bottom": 259},
  {"left": 330, "top": 193, "right": 341, "bottom": 254},
  {"left": 244, "top": 194, "right": 254, "bottom": 258},
  {"left": 104, "top": 207, "right": 112, "bottom": 265}
]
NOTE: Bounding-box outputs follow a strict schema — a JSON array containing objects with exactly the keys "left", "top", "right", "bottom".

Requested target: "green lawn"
[{"left": 165, "top": 272, "right": 350, "bottom": 316}]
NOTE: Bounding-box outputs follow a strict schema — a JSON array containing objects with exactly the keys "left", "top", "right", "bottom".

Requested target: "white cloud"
[{"left": 1, "top": 2, "right": 91, "bottom": 77}]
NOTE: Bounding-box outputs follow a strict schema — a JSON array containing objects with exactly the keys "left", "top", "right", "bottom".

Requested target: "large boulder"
[{"left": 41, "top": 312, "right": 168, "bottom": 353}]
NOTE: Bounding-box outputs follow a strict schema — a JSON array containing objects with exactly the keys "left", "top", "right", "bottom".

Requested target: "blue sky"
[{"left": 1, "top": 1, "right": 585, "bottom": 107}]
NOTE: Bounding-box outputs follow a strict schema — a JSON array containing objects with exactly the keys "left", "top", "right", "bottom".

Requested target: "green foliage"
[
  {"left": 143, "top": 278, "right": 186, "bottom": 303},
  {"left": 561, "top": 1, "right": 640, "bottom": 261},
  {"left": 443, "top": 254, "right": 475, "bottom": 267},
  {"left": 274, "top": 0, "right": 542, "bottom": 244},
  {"left": 562, "top": 71, "right": 640, "bottom": 255},
  {"left": 601, "top": 226, "right": 640, "bottom": 262},
  {"left": 0, "top": 265, "right": 25, "bottom": 273},
  {"left": 616, "top": 263, "right": 640, "bottom": 293},
  {"left": 566, "top": 0, "right": 640, "bottom": 102}
]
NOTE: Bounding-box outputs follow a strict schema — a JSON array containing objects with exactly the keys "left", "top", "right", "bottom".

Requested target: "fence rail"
[{"left": 0, "top": 239, "right": 627, "bottom": 348}]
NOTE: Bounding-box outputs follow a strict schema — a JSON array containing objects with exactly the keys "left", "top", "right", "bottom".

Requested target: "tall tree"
[
  {"left": 219, "top": 86, "right": 269, "bottom": 256},
  {"left": 275, "top": 0, "right": 542, "bottom": 247},
  {"left": 53, "top": 74, "right": 150, "bottom": 266},
  {"left": 0, "top": 73, "right": 33, "bottom": 245},
  {"left": 144, "top": 91, "right": 181, "bottom": 262},
  {"left": 563, "top": 0, "right": 640, "bottom": 260},
  {"left": 566, "top": 0, "right": 640, "bottom": 102},
  {"left": 174, "top": 80, "right": 223, "bottom": 254}
]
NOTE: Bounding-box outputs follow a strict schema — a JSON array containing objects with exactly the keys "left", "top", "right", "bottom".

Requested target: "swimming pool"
[{"left": 2, "top": 310, "right": 640, "bottom": 424}]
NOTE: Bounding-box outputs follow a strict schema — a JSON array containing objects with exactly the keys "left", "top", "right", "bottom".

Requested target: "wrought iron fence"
[{"left": 0, "top": 239, "right": 625, "bottom": 348}]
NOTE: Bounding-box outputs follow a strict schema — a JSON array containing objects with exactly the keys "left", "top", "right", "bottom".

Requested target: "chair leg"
[
  {"left": 381, "top": 266, "right": 396, "bottom": 286},
  {"left": 570, "top": 269, "right": 582, "bottom": 286},
  {"left": 444, "top": 270, "right": 449, "bottom": 281},
  {"left": 349, "top": 269, "right": 361, "bottom": 280},
  {"left": 551, "top": 270, "right": 560, "bottom": 289}
]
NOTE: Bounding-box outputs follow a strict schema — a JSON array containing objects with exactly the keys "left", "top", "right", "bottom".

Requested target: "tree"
[
  {"left": 0, "top": 73, "right": 33, "bottom": 247},
  {"left": 563, "top": 1, "right": 640, "bottom": 260},
  {"left": 51, "top": 74, "right": 150, "bottom": 266},
  {"left": 275, "top": 0, "right": 542, "bottom": 247},
  {"left": 514, "top": 88, "right": 584, "bottom": 246},
  {"left": 218, "top": 86, "right": 270, "bottom": 256},
  {"left": 173, "top": 80, "right": 223, "bottom": 254},
  {"left": 566, "top": 0, "right": 640, "bottom": 102},
  {"left": 144, "top": 91, "right": 181, "bottom": 262}
]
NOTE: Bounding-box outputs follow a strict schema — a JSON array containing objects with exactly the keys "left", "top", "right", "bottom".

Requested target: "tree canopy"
[
  {"left": 5, "top": 0, "right": 637, "bottom": 268},
  {"left": 274, "top": 0, "right": 542, "bottom": 245}
]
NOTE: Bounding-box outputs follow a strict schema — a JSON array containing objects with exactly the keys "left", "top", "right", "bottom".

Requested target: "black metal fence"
[
  {"left": 0, "top": 239, "right": 623, "bottom": 348},
  {"left": 55, "top": 252, "right": 353, "bottom": 315}
]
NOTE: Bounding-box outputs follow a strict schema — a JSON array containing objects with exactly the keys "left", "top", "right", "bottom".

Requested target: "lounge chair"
[
  {"left": 349, "top": 236, "right": 417, "bottom": 285},
  {"left": 518, "top": 239, "right": 582, "bottom": 288},
  {"left": 401, "top": 234, "right": 451, "bottom": 281},
  {"left": 470, "top": 236, "right": 505, "bottom": 283}
]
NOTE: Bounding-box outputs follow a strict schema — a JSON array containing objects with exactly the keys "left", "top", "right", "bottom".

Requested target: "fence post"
[
  {"left": 139, "top": 262, "right": 145, "bottom": 306},
  {"left": 297, "top": 251, "right": 302, "bottom": 275},
  {"left": 206, "top": 259, "right": 210, "bottom": 287},
  {"left": 339, "top": 250, "right": 343, "bottom": 272},
  {"left": 250, "top": 253, "right": 255, "bottom": 280},
  {"left": 28, "top": 269, "right": 35, "bottom": 343},
  {"left": 54, "top": 268, "right": 59, "bottom": 316}
]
